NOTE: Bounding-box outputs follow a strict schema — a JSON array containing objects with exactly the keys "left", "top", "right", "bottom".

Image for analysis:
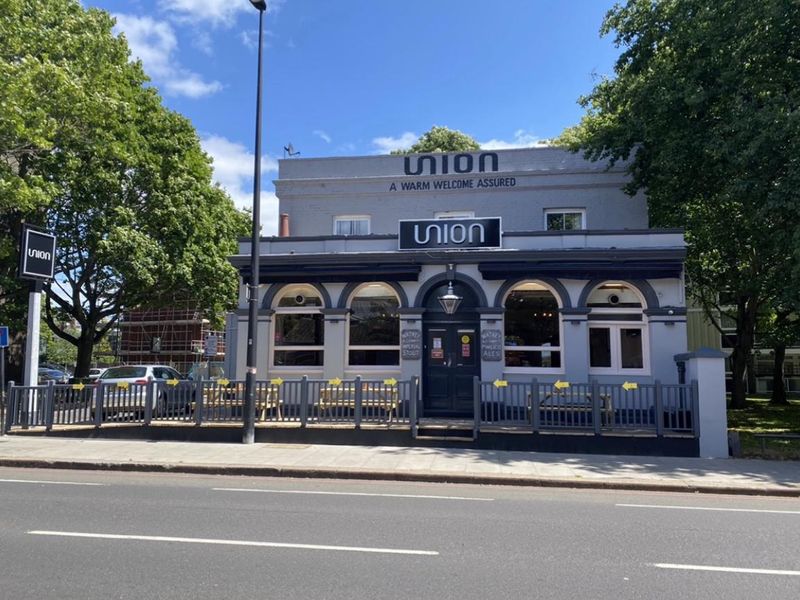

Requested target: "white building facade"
[{"left": 226, "top": 148, "right": 688, "bottom": 417}]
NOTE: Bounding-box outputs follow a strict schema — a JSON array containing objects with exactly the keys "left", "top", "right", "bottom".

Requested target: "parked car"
[
  {"left": 37, "top": 368, "right": 70, "bottom": 384},
  {"left": 98, "top": 365, "right": 184, "bottom": 383},
  {"left": 94, "top": 365, "right": 187, "bottom": 419},
  {"left": 87, "top": 367, "right": 108, "bottom": 381}
]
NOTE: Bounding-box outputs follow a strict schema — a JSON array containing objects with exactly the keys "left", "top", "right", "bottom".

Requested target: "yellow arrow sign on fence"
[
  {"left": 494, "top": 379, "right": 508, "bottom": 388},
  {"left": 116, "top": 382, "right": 129, "bottom": 390},
  {"left": 71, "top": 383, "right": 85, "bottom": 392},
  {"left": 383, "top": 378, "right": 398, "bottom": 386},
  {"left": 216, "top": 378, "right": 230, "bottom": 387},
  {"left": 328, "top": 377, "right": 342, "bottom": 386},
  {"left": 553, "top": 380, "right": 570, "bottom": 390},
  {"left": 270, "top": 378, "right": 284, "bottom": 386},
  {"left": 166, "top": 379, "right": 180, "bottom": 386},
  {"left": 622, "top": 381, "right": 638, "bottom": 391}
]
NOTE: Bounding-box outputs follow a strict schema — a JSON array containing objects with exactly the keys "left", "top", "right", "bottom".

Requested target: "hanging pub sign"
[
  {"left": 19, "top": 225, "right": 56, "bottom": 281},
  {"left": 398, "top": 217, "right": 502, "bottom": 250}
]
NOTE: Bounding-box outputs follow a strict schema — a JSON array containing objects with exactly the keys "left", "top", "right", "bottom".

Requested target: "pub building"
[{"left": 225, "top": 147, "right": 687, "bottom": 417}]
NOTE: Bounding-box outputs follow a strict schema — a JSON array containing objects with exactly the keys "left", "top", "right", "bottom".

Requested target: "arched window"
[
  {"left": 348, "top": 283, "right": 400, "bottom": 366},
  {"left": 272, "top": 284, "right": 324, "bottom": 367},
  {"left": 504, "top": 282, "right": 561, "bottom": 369},
  {"left": 586, "top": 282, "right": 648, "bottom": 373}
]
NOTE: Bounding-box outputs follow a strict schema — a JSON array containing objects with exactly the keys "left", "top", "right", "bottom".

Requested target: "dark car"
[{"left": 38, "top": 368, "right": 70, "bottom": 384}]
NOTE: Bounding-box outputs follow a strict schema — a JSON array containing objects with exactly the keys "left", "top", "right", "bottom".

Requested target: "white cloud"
[
  {"left": 240, "top": 30, "right": 258, "bottom": 50},
  {"left": 480, "top": 129, "right": 549, "bottom": 150},
  {"left": 160, "top": 0, "right": 286, "bottom": 28},
  {"left": 372, "top": 132, "right": 418, "bottom": 154},
  {"left": 313, "top": 130, "right": 332, "bottom": 144},
  {"left": 191, "top": 30, "right": 214, "bottom": 55},
  {"left": 201, "top": 135, "right": 280, "bottom": 235},
  {"left": 113, "top": 14, "right": 222, "bottom": 99},
  {"left": 165, "top": 74, "right": 223, "bottom": 98}
]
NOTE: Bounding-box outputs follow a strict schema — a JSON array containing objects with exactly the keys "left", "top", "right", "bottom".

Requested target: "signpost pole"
[
  {"left": 0, "top": 326, "right": 7, "bottom": 409},
  {"left": 23, "top": 280, "right": 43, "bottom": 387},
  {"left": 1, "top": 346, "right": 5, "bottom": 414},
  {"left": 23, "top": 281, "right": 43, "bottom": 424},
  {"left": 18, "top": 224, "right": 58, "bottom": 426}
]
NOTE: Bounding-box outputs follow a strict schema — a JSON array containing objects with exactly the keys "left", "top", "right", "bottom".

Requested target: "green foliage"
[
  {"left": 0, "top": 0, "right": 249, "bottom": 375},
  {"left": 558, "top": 0, "right": 800, "bottom": 407},
  {"left": 392, "top": 126, "right": 480, "bottom": 155},
  {"left": 39, "top": 319, "right": 77, "bottom": 370}
]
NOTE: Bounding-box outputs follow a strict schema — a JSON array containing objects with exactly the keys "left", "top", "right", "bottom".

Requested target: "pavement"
[{"left": 0, "top": 435, "right": 798, "bottom": 496}]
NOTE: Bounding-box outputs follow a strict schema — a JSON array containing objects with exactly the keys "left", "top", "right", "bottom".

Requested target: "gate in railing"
[
  {"left": 474, "top": 378, "right": 698, "bottom": 438},
  {"left": 3, "top": 376, "right": 420, "bottom": 434}
]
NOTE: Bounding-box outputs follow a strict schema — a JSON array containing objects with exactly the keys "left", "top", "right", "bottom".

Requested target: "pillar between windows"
[
  {"left": 560, "top": 308, "right": 591, "bottom": 383},
  {"left": 321, "top": 309, "right": 349, "bottom": 379}
]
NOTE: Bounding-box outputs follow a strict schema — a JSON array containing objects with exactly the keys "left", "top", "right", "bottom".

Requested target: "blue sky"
[{"left": 84, "top": 1, "right": 620, "bottom": 233}]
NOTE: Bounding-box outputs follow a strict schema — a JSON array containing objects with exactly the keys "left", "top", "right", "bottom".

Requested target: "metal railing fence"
[
  {"left": 2, "top": 375, "right": 695, "bottom": 441},
  {"left": 474, "top": 378, "right": 698, "bottom": 438},
  {"left": 3, "top": 376, "right": 420, "bottom": 432}
]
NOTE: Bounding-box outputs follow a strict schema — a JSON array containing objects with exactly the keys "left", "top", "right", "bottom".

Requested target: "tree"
[
  {"left": 392, "top": 126, "right": 480, "bottom": 154},
  {"left": 556, "top": 0, "right": 800, "bottom": 408},
  {"left": 0, "top": 0, "right": 94, "bottom": 376},
  {"left": 1, "top": 0, "right": 249, "bottom": 377}
]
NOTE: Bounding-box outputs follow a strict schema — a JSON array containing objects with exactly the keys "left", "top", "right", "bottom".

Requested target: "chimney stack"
[{"left": 279, "top": 213, "right": 290, "bottom": 237}]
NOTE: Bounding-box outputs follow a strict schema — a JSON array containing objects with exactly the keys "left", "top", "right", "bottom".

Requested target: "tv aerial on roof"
[{"left": 283, "top": 143, "right": 301, "bottom": 158}]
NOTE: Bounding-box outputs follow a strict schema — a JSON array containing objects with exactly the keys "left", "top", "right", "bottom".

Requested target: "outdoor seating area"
[{"left": 318, "top": 384, "right": 400, "bottom": 422}]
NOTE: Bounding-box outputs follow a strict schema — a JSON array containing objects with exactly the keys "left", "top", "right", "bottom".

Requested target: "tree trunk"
[
  {"left": 729, "top": 299, "right": 759, "bottom": 409},
  {"left": 770, "top": 344, "right": 788, "bottom": 405},
  {"left": 746, "top": 352, "right": 757, "bottom": 394},
  {"left": 729, "top": 347, "right": 749, "bottom": 409},
  {"left": 74, "top": 333, "right": 95, "bottom": 379}
]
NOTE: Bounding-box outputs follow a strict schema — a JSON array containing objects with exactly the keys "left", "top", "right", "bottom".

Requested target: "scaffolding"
[{"left": 117, "top": 304, "right": 226, "bottom": 375}]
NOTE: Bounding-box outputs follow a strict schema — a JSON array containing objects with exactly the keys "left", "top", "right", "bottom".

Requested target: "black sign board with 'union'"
[
  {"left": 19, "top": 226, "right": 57, "bottom": 280},
  {"left": 399, "top": 217, "right": 502, "bottom": 251}
]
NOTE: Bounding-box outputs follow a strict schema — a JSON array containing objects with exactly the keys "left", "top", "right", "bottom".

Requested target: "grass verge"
[{"left": 728, "top": 397, "right": 800, "bottom": 459}]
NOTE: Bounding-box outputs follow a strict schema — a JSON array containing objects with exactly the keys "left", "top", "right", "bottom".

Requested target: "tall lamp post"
[{"left": 243, "top": 0, "right": 267, "bottom": 444}]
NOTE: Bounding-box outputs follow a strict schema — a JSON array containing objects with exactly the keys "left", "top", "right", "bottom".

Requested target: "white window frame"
[
  {"left": 271, "top": 285, "right": 325, "bottom": 371},
  {"left": 502, "top": 281, "right": 565, "bottom": 375},
  {"left": 588, "top": 323, "right": 650, "bottom": 375},
  {"left": 544, "top": 208, "right": 586, "bottom": 231},
  {"left": 434, "top": 210, "right": 475, "bottom": 219},
  {"left": 334, "top": 215, "right": 370, "bottom": 236},
  {"left": 586, "top": 281, "right": 649, "bottom": 375},
  {"left": 346, "top": 283, "right": 401, "bottom": 369}
]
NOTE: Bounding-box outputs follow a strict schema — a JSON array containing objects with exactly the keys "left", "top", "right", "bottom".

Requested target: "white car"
[
  {"left": 95, "top": 365, "right": 187, "bottom": 418},
  {"left": 87, "top": 367, "right": 107, "bottom": 381}
]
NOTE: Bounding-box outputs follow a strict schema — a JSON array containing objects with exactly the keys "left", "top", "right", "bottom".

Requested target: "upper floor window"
[
  {"left": 435, "top": 210, "right": 475, "bottom": 219},
  {"left": 334, "top": 215, "right": 370, "bottom": 236},
  {"left": 545, "top": 209, "right": 585, "bottom": 231}
]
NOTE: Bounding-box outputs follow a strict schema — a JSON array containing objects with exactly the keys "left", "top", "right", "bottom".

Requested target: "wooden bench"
[
  {"left": 753, "top": 432, "right": 800, "bottom": 452},
  {"left": 194, "top": 384, "right": 283, "bottom": 421},
  {"left": 318, "top": 386, "right": 399, "bottom": 421},
  {"left": 528, "top": 391, "right": 614, "bottom": 425}
]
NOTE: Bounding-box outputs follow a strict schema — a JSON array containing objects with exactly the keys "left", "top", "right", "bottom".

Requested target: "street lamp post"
[{"left": 243, "top": 0, "right": 267, "bottom": 444}]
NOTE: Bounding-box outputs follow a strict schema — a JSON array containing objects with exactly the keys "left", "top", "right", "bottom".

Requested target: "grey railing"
[
  {"left": 3, "top": 376, "right": 420, "bottom": 432},
  {"left": 474, "top": 378, "right": 698, "bottom": 438}
]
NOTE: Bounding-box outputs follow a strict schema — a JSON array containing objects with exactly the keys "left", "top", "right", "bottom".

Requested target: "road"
[{"left": 0, "top": 467, "right": 798, "bottom": 599}]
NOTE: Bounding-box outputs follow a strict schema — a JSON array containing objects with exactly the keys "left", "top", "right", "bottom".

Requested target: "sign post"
[
  {"left": 0, "top": 326, "right": 8, "bottom": 414},
  {"left": 18, "top": 226, "right": 57, "bottom": 391}
]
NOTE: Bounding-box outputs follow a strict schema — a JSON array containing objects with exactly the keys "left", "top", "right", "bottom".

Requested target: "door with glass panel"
[{"left": 423, "top": 324, "right": 479, "bottom": 415}]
